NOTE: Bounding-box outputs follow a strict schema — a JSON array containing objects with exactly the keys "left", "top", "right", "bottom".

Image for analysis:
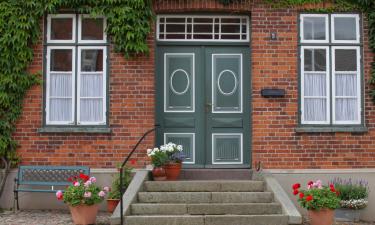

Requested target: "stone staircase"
[{"left": 123, "top": 180, "right": 289, "bottom": 225}]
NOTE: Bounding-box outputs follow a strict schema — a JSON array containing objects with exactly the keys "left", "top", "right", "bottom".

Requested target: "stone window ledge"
[
  {"left": 295, "top": 126, "right": 368, "bottom": 133},
  {"left": 38, "top": 127, "right": 112, "bottom": 134}
]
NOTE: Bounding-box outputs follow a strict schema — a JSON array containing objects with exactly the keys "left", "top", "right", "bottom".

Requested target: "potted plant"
[
  {"left": 147, "top": 147, "right": 168, "bottom": 181},
  {"left": 292, "top": 180, "right": 340, "bottom": 225},
  {"left": 332, "top": 178, "right": 369, "bottom": 222},
  {"left": 107, "top": 166, "right": 133, "bottom": 213},
  {"left": 161, "top": 142, "right": 185, "bottom": 180},
  {"left": 56, "top": 173, "right": 109, "bottom": 225}
]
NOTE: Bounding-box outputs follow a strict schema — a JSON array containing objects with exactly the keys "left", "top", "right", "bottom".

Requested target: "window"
[
  {"left": 157, "top": 15, "right": 249, "bottom": 42},
  {"left": 45, "top": 14, "right": 107, "bottom": 126},
  {"left": 300, "top": 14, "right": 361, "bottom": 125}
]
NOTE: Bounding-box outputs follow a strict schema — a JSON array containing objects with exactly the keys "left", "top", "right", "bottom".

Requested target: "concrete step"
[
  {"left": 144, "top": 180, "right": 264, "bottom": 192},
  {"left": 137, "top": 192, "right": 273, "bottom": 203},
  {"left": 179, "top": 169, "right": 252, "bottom": 180},
  {"left": 124, "top": 215, "right": 288, "bottom": 225},
  {"left": 131, "top": 203, "right": 282, "bottom": 215}
]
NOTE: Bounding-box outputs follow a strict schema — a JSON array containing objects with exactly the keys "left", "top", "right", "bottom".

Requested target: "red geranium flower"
[
  {"left": 292, "top": 183, "right": 301, "bottom": 190},
  {"left": 306, "top": 195, "right": 313, "bottom": 202},
  {"left": 336, "top": 191, "right": 340, "bottom": 196},
  {"left": 130, "top": 159, "right": 137, "bottom": 165},
  {"left": 79, "top": 173, "right": 89, "bottom": 182},
  {"left": 293, "top": 189, "right": 299, "bottom": 195},
  {"left": 299, "top": 192, "right": 304, "bottom": 199}
]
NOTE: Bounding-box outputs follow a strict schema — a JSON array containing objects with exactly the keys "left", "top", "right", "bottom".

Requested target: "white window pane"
[
  {"left": 304, "top": 99, "right": 326, "bottom": 122},
  {"left": 81, "top": 49, "right": 103, "bottom": 72},
  {"left": 304, "top": 73, "right": 326, "bottom": 96},
  {"left": 80, "top": 74, "right": 103, "bottom": 97},
  {"left": 303, "top": 17, "right": 326, "bottom": 40},
  {"left": 49, "top": 98, "right": 72, "bottom": 121},
  {"left": 304, "top": 49, "right": 326, "bottom": 71},
  {"left": 50, "top": 73, "right": 72, "bottom": 97},
  {"left": 335, "top": 74, "right": 357, "bottom": 96},
  {"left": 334, "top": 17, "right": 357, "bottom": 41},
  {"left": 80, "top": 99, "right": 103, "bottom": 122},
  {"left": 50, "top": 18, "right": 73, "bottom": 40},
  {"left": 335, "top": 98, "right": 358, "bottom": 121},
  {"left": 335, "top": 49, "right": 357, "bottom": 71}
]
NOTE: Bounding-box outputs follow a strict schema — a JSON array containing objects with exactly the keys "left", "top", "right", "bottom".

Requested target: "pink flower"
[
  {"left": 98, "top": 191, "right": 106, "bottom": 197},
  {"left": 103, "top": 186, "right": 110, "bottom": 192},
  {"left": 313, "top": 180, "right": 323, "bottom": 189},
  {"left": 56, "top": 190, "right": 63, "bottom": 200},
  {"left": 73, "top": 181, "right": 80, "bottom": 187},
  {"left": 89, "top": 177, "right": 97, "bottom": 183},
  {"left": 84, "top": 180, "right": 92, "bottom": 187},
  {"left": 84, "top": 192, "right": 92, "bottom": 198}
]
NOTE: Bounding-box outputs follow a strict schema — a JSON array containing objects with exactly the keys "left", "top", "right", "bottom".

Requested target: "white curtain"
[
  {"left": 335, "top": 73, "right": 358, "bottom": 121},
  {"left": 49, "top": 73, "right": 72, "bottom": 122},
  {"left": 79, "top": 73, "right": 104, "bottom": 122},
  {"left": 304, "top": 73, "right": 327, "bottom": 122}
]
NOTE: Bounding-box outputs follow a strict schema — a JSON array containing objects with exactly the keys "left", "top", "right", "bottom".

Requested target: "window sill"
[
  {"left": 295, "top": 126, "right": 368, "bottom": 133},
  {"left": 38, "top": 127, "right": 112, "bottom": 134}
]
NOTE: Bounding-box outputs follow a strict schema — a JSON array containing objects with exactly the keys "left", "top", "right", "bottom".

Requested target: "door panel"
[{"left": 156, "top": 46, "right": 250, "bottom": 168}]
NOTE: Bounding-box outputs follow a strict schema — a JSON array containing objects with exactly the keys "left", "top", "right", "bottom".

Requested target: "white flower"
[
  {"left": 177, "top": 145, "right": 183, "bottom": 151},
  {"left": 147, "top": 149, "right": 152, "bottom": 155}
]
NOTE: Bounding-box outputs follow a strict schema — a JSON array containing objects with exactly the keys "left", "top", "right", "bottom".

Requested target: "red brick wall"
[{"left": 15, "top": 0, "right": 375, "bottom": 168}]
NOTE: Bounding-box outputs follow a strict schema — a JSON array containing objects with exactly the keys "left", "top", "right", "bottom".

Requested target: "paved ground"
[
  {"left": 0, "top": 210, "right": 374, "bottom": 225},
  {"left": 0, "top": 210, "right": 110, "bottom": 225}
]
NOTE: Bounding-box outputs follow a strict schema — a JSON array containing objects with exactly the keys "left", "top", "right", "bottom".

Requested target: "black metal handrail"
[{"left": 119, "top": 124, "right": 160, "bottom": 225}]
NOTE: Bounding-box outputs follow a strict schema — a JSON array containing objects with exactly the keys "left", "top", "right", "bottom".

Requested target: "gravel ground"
[{"left": 0, "top": 210, "right": 374, "bottom": 225}]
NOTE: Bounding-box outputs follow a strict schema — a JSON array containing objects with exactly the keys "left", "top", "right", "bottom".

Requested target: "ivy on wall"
[
  {"left": 0, "top": 0, "right": 153, "bottom": 166},
  {"left": 0, "top": 0, "right": 374, "bottom": 168}
]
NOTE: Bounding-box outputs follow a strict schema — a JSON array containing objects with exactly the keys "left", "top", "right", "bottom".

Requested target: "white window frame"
[
  {"left": 47, "top": 14, "right": 76, "bottom": 44},
  {"left": 157, "top": 15, "right": 250, "bottom": 42},
  {"left": 78, "top": 15, "right": 107, "bottom": 44},
  {"left": 300, "top": 14, "right": 329, "bottom": 44},
  {"left": 332, "top": 46, "right": 361, "bottom": 125},
  {"left": 77, "top": 46, "right": 107, "bottom": 125},
  {"left": 331, "top": 14, "right": 360, "bottom": 44},
  {"left": 300, "top": 46, "right": 330, "bottom": 125},
  {"left": 46, "top": 46, "right": 76, "bottom": 125}
]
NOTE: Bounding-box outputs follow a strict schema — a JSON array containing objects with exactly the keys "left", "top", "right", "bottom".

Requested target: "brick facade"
[{"left": 15, "top": 0, "right": 375, "bottom": 169}]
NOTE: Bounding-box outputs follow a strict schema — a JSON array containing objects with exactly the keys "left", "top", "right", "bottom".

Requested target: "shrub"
[
  {"left": 292, "top": 180, "right": 340, "bottom": 210},
  {"left": 56, "top": 174, "right": 108, "bottom": 206},
  {"left": 331, "top": 178, "right": 369, "bottom": 209}
]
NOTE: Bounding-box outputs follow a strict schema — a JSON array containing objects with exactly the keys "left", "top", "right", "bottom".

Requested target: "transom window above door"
[
  {"left": 157, "top": 15, "right": 249, "bottom": 42},
  {"left": 299, "top": 14, "right": 362, "bottom": 126},
  {"left": 45, "top": 14, "right": 107, "bottom": 126}
]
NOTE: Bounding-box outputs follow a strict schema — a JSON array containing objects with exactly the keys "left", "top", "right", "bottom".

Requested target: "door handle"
[{"left": 205, "top": 103, "right": 212, "bottom": 112}]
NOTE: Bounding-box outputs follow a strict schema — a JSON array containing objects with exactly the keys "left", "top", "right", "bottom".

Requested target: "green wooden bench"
[{"left": 13, "top": 165, "right": 90, "bottom": 210}]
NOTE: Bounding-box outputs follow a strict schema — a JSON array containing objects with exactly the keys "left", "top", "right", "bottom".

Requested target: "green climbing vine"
[
  {"left": 0, "top": 0, "right": 374, "bottom": 169},
  {"left": 0, "top": 0, "right": 153, "bottom": 167}
]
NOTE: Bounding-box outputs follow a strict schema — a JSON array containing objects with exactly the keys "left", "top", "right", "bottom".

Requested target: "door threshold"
[{"left": 180, "top": 168, "right": 253, "bottom": 180}]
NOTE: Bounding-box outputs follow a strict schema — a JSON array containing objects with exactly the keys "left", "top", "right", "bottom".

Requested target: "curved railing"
[{"left": 119, "top": 124, "right": 160, "bottom": 225}]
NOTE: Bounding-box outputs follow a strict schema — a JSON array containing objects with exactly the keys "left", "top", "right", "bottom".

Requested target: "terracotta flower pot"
[
  {"left": 69, "top": 204, "right": 99, "bottom": 225},
  {"left": 107, "top": 199, "right": 120, "bottom": 213},
  {"left": 163, "top": 163, "right": 182, "bottom": 180},
  {"left": 152, "top": 167, "right": 167, "bottom": 181},
  {"left": 308, "top": 208, "right": 334, "bottom": 225}
]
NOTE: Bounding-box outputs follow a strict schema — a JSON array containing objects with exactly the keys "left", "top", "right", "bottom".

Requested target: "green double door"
[{"left": 156, "top": 46, "right": 250, "bottom": 168}]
